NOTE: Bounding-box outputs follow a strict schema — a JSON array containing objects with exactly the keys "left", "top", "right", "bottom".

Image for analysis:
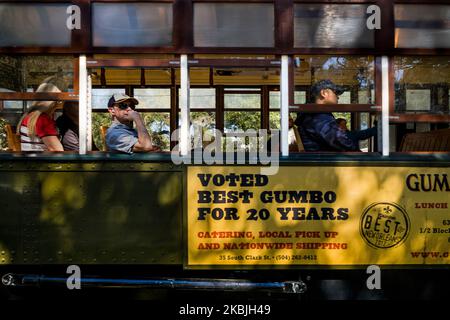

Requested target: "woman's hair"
[{"left": 17, "top": 77, "right": 63, "bottom": 138}]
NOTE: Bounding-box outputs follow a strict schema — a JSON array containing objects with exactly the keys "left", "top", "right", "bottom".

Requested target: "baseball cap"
[
  {"left": 107, "top": 93, "right": 139, "bottom": 109},
  {"left": 310, "top": 80, "right": 345, "bottom": 99}
]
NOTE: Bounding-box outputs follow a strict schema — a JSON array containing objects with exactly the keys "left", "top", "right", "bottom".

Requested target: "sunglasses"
[{"left": 116, "top": 102, "right": 136, "bottom": 110}]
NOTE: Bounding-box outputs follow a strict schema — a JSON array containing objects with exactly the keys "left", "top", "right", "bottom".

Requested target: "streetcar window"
[
  {"left": 294, "top": 4, "right": 375, "bottom": 48},
  {"left": 194, "top": 3, "right": 274, "bottom": 47},
  {"left": 0, "top": 3, "right": 71, "bottom": 47},
  {"left": 92, "top": 3, "right": 173, "bottom": 47},
  {"left": 395, "top": 5, "right": 450, "bottom": 49},
  {"left": 0, "top": 55, "right": 74, "bottom": 93},
  {"left": 394, "top": 56, "right": 450, "bottom": 115},
  {"left": 293, "top": 56, "right": 375, "bottom": 104}
]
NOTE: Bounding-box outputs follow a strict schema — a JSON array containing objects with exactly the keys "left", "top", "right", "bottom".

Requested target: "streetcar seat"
[
  {"left": 290, "top": 125, "right": 305, "bottom": 152},
  {"left": 5, "top": 124, "right": 21, "bottom": 152},
  {"left": 399, "top": 128, "right": 450, "bottom": 152},
  {"left": 100, "top": 125, "right": 109, "bottom": 151}
]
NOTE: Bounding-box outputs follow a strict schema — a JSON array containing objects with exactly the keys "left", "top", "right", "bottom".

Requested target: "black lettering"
[
  {"left": 306, "top": 207, "right": 320, "bottom": 220},
  {"left": 374, "top": 216, "right": 382, "bottom": 232},
  {"left": 288, "top": 191, "right": 308, "bottom": 203},
  {"left": 384, "top": 219, "right": 391, "bottom": 233},
  {"left": 324, "top": 191, "right": 337, "bottom": 203},
  {"left": 197, "top": 191, "right": 211, "bottom": 203},
  {"left": 197, "top": 207, "right": 210, "bottom": 220},
  {"left": 364, "top": 215, "right": 373, "bottom": 228},
  {"left": 277, "top": 207, "right": 291, "bottom": 220},
  {"left": 421, "top": 174, "right": 432, "bottom": 192},
  {"left": 240, "top": 174, "right": 253, "bottom": 187},
  {"left": 197, "top": 174, "right": 212, "bottom": 187},
  {"left": 260, "top": 191, "right": 273, "bottom": 203},
  {"left": 321, "top": 207, "right": 336, "bottom": 220},
  {"left": 212, "top": 174, "right": 225, "bottom": 186},
  {"left": 309, "top": 191, "right": 323, "bottom": 203},
  {"left": 433, "top": 174, "right": 450, "bottom": 192},
  {"left": 337, "top": 208, "right": 349, "bottom": 220},
  {"left": 255, "top": 174, "right": 269, "bottom": 186},
  {"left": 227, "top": 191, "right": 238, "bottom": 203},
  {"left": 406, "top": 174, "right": 419, "bottom": 191},
  {"left": 226, "top": 173, "right": 240, "bottom": 186},
  {"left": 292, "top": 207, "right": 306, "bottom": 220}
]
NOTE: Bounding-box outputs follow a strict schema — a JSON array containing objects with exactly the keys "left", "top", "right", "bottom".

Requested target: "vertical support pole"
[
  {"left": 381, "top": 56, "right": 390, "bottom": 156},
  {"left": 180, "top": 54, "right": 190, "bottom": 156},
  {"left": 280, "top": 55, "right": 290, "bottom": 156},
  {"left": 79, "top": 55, "right": 87, "bottom": 155},
  {"left": 86, "top": 74, "right": 92, "bottom": 151}
]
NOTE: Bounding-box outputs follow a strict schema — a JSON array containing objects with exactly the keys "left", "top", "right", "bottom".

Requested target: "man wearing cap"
[
  {"left": 295, "top": 80, "right": 359, "bottom": 152},
  {"left": 106, "top": 94, "right": 159, "bottom": 154}
]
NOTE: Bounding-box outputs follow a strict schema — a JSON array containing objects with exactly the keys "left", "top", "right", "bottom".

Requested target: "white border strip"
[
  {"left": 280, "top": 55, "right": 289, "bottom": 156},
  {"left": 180, "top": 55, "right": 190, "bottom": 156},
  {"left": 79, "top": 55, "right": 87, "bottom": 155},
  {"left": 381, "top": 56, "right": 390, "bottom": 156}
]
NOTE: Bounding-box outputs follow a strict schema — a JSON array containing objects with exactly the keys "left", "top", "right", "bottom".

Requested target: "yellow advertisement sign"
[{"left": 187, "top": 166, "right": 450, "bottom": 266}]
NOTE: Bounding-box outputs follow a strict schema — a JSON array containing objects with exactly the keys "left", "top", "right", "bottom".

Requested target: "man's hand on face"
[{"left": 127, "top": 109, "right": 142, "bottom": 122}]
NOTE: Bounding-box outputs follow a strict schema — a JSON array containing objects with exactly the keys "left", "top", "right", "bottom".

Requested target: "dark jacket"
[
  {"left": 295, "top": 112, "right": 359, "bottom": 151},
  {"left": 346, "top": 127, "right": 377, "bottom": 145}
]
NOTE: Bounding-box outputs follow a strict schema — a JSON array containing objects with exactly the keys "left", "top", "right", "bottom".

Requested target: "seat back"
[
  {"left": 399, "top": 128, "right": 450, "bottom": 152},
  {"left": 288, "top": 125, "right": 305, "bottom": 152},
  {"left": 5, "top": 124, "right": 21, "bottom": 151},
  {"left": 100, "top": 126, "right": 109, "bottom": 151}
]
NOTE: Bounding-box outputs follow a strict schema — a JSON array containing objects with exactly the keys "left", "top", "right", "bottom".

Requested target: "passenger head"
[
  {"left": 336, "top": 118, "right": 348, "bottom": 131},
  {"left": 17, "top": 77, "right": 64, "bottom": 138},
  {"left": 63, "top": 101, "right": 79, "bottom": 126},
  {"left": 310, "top": 79, "right": 344, "bottom": 104},
  {"left": 107, "top": 93, "right": 139, "bottom": 124},
  {"left": 289, "top": 116, "right": 294, "bottom": 129}
]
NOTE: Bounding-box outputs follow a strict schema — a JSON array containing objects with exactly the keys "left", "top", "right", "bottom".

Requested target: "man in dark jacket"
[{"left": 295, "top": 80, "right": 359, "bottom": 151}]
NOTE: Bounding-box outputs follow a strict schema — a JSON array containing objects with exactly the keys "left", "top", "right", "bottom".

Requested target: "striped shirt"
[{"left": 20, "top": 113, "right": 59, "bottom": 151}]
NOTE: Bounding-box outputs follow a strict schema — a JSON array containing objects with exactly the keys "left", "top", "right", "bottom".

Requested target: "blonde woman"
[{"left": 17, "top": 78, "right": 64, "bottom": 152}]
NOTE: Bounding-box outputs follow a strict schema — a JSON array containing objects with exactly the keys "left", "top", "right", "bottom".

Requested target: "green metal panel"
[{"left": 0, "top": 161, "right": 183, "bottom": 265}]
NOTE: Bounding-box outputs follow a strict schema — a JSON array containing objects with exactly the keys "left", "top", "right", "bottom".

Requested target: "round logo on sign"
[{"left": 360, "top": 202, "right": 410, "bottom": 249}]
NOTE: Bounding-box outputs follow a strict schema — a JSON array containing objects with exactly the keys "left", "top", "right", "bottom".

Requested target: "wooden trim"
[
  {"left": 223, "top": 90, "right": 263, "bottom": 94},
  {"left": 0, "top": 92, "right": 79, "bottom": 101},
  {"left": 376, "top": 0, "right": 395, "bottom": 52},
  {"left": 176, "top": 108, "right": 216, "bottom": 112},
  {"left": 188, "top": 59, "right": 281, "bottom": 68},
  {"left": 261, "top": 85, "right": 270, "bottom": 130},
  {"left": 92, "top": 108, "right": 171, "bottom": 113},
  {"left": 394, "top": 0, "right": 450, "bottom": 4},
  {"left": 216, "top": 85, "right": 224, "bottom": 132},
  {"left": 100, "top": 68, "right": 106, "bottom": 86},
  {"left": 389, "top": 56, "right": 395, "bottom": 116},
  {"left": 174, "top": 0, "right": 193, "bottom": 51},
  {"left": 140, "top": 68, "right": 146, "bottom": 87},
  {"left": 293, "top": 0, "right": 379, "bottom": 3},
  {"left": 375, "top": 56, "right": 382, "bottom": 106},
  {"left": 275, "top": 0, "right": 293, "bottom": 50},
  {"left": 289, "top": 104, "right": 381, "bottom": 112},
  {"left": 73, "top": 56, "right": 80, "bottom": 93},
  {"left": 86, "top": 59, "right": 177, "bottom": 68},
  {"left": 72, "top": 0, "right": 91, "bottom": 52},
  {"left": 170, "top": 71, "right": 177, "bottom": 150},
  {"left": 390, "top": 114, "right": 450, "bottom": 123}
]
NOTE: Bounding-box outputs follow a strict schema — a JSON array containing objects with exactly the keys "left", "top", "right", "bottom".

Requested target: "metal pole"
[
  {"left": 180, "top": 55, "right": 190, "bottom": 156},
  {"left": 1, "top": 273, "right": 306, "bottom": 294},
  {"left": 79, "top": 55, "right": 87, "bottom": 155},
  {"left": 381, "top": 56, "right": 390, "bottom": 156},
  {"left": 280, "top": 56, "right": 290, "bottom": 156}
]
